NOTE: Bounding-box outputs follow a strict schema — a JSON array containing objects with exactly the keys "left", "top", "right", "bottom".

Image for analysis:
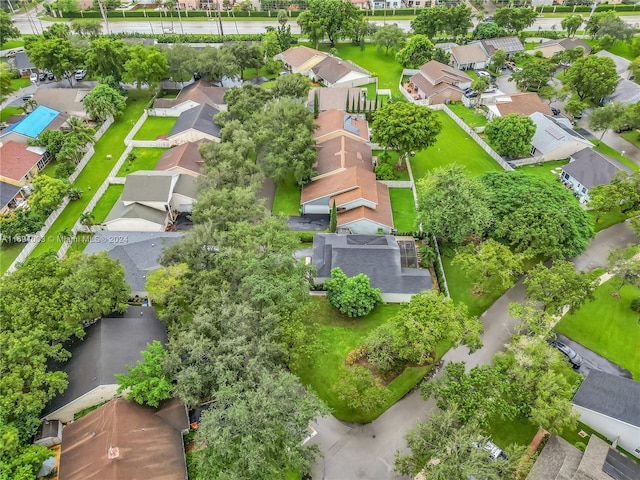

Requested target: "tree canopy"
[
  {"left": 83, "top": 83, "right": 126, "bottom": 122},
  {"left": 485, "top": 114, "right": 536, "bottom": 158},
  {"left": 297, "top": 0, "right": 362, "bottom": 46},
  {"left": 123, "top": 44, "right": 169, "bottom": 89},
  {"left": 325, "top": 267, "right": 383, "bottom": 318},
  {"left": 493, "top": 7, "right": 538, "bottom": 33},
  {"left": 0, "top": 10, "right": 20, "bottom": 45},
  {"left": 564, "top": 55, "right": 618, "bottom": 102},
  {"left": 372, "top": 23, "right": 406, "bottom": 55},
  {"left": 395, "top": 34, "right": 448, "bottom": 69}
]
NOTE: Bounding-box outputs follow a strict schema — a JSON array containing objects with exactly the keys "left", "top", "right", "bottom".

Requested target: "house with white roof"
[{"left": 529, "top": 112, "right": 593, "bottom": 161}]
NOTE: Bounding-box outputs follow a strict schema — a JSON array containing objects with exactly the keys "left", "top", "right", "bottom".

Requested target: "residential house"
[
  {"left": 313, "top": 109, "right": 370, "bottom": 143},
  {"left": 32, "top": 87, "right": 94, "bottom": 119},
  {"left": 0, "top": 140, "right": 48, "bottom": 187},
  {"left": 406, "top": 60, "right": 472, "bottom": 105},
  {"left": 560, "top": 147, "right": 633, "bottom": 203},
  {"left": 595, "top": 50, "right": 632, "bottom": 80},
  {"left": 0, "top": 105, "right": 67, "bottom": 145},
  {"left": 526, "top": 434, "right": 640, "bottom": 480},
  {"left": 485, "top": 92, "right": 552, "bottom": 120},
  {"left": 306, "top": 87, "right": 376, "bottom": 113},
  {"left": 104, "top": 171, "right": 197, "bottom": 232},
  {"left": 529, "top": 112, "right": 593, "bottom": 161},
  {"left": 166, "top": 103, "right": 221, "bottom": 146},
  {"left": 276, "top": 46, "right": 328, "bottom": 75},
  {"left": 58, "top": 398, "right": 189, "bottom": 480},
  {"left": 151, "top": 80, "right": 229, "bottom": 116},
  {"left": 314, "top": 135, "right": 373, "bottom": 181},
  {"left": 310, "top": 55, "right": 371, "bottom": 88},
  {"left": 301, "top": 166, "right": 394, "bottom": 234},
  {"left": 477, "top": 36, "right": 525, "bottom": 58},
  {"left": 154, "top": 139, "right": 209, "bottom": 176},
  {"left": 605, "top": 78, "right": 640, "bottom": 105},
  {"left": 2, "top": 51, "right": 37, "bottom": 75},
  {"left": 572, "top": 370, "right": 640, "bottom": 458},
  {"left": 449, "top": 43, "right": 490, "bottom": 70},
  {"left": 312, "top": 234, "right": 432, "bottom": 302},
  {"left": 42, "top": 307, "right": 168, "bottom": 423},
  {"left": 0, "top": 181, "right": 23, "bottom": 215},
  {"left": 84, "top": 232, "right": 184, "bottom": 296},
  {"left": 533, "top": 38, "right": 591, "bottom": 59}
]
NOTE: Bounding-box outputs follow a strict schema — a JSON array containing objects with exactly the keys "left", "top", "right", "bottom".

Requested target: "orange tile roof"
[
  {"left": 0, "top": 141, "right": 44, "bottom": 181},
  {"left": 315, "top": 135, "right": 372, "bottom": 176},
  {"left": 338, "top": 183, "right": 394, "bottom": 229},
  {"left": 495, "top": 93, "right": 552, "bottom": 117},
  {"left": 281, "top": 46, "right": 327, "bottom": 69},
  {"left": 154, "top": 139, "right": 209, "bottom": 174},
  {"left": 302, "top": 166, "right": 375, "bottom": 204},
  {"left": 313, "top": 110, "right": 369, "bottom": 141}
]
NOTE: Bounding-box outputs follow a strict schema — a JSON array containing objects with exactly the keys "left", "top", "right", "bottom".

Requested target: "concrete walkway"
[{"left": 309, "top": 221, "right": 639, "bottom": 480}]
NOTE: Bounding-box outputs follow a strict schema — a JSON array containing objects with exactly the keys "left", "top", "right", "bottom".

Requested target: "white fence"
[
  {"left": 124, "top": 110, "right": 149, "bottom": 145},
  {"left": 509, "top": 155, "right": 548, "bottom": 167},
  {"left": 68, "top": 116, "right": 114, "bottom": 183},
  {"left": 379, "top": 180, "right": 413, "bottom": 188},
  {"left": 130, "top": 139, "right": 171, "bottom": 148}
]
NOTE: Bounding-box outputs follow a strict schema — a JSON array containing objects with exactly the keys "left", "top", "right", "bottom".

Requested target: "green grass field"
[
  {"left": 0, "top": 106, "right": 23, "bottom": 122},
  {"left": 621, "top": 130, "right": 640, "bottom": 150},
  {"left": 516, "top": 159, "right": 568, "bottom": 182},
  {"left": 389, "top": 188, "right": 417, "bottom": 232},
  {"left": 591, "top": 140, "right": 638, "bottom": 172},
  {"left": 133, "top": 116, "right": 177, "bottom": 140},
  {"left": 30, "top": 90, "right": 153, "bottom": 258},
  {"left": 272, "top": 179, "right": 301, "bottom": 216},
  {"left": 0, "top": 243, "right": 25, "bottom": 275},
  {"left": 293, "top": 297, "right": 448, "bottom": 423},
  {"left": 116, "top": 147, "right": 167, "bottom": 176},
  {"left": 556, "top": 278, "right": 640, "bottom": 380},
  {"left": 584, "top": 39, "right": 636, "bottom": 61},
  {"left": 10, "top": 78, "right": 30, "bottom": 90},
  {"left": 410, "top": 111, "right": 502, "bottom": 180},
  {"left": 447, "top": 103, "right": 488, "bottom": 128},
  {"left": 91, "top": 185, "right": 124, "bottom": 223},
  {"left": 374, "top": 150, "right": 410, "bottom": 181},
  {"left": 1, "top": 40, "right": 25, "bottom": 50}
]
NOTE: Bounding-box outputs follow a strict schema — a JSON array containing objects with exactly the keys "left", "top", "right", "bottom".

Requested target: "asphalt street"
[
  {"left": 308, "top": 221, "right": 639, "bottom": 480},
  {"left": 554, "top": 332, "right": 633, "bottom": 379}
]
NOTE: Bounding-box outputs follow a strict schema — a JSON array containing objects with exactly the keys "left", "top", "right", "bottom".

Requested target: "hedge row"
[
  {"left": 107, "top": 32, "right": 281, "bottom": 43},
  {"left": 539, "top": 4, "right": 640, "bottom": 12}
]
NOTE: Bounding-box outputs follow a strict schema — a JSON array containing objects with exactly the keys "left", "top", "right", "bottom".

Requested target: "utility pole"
[
  {"left": 217, "top": 0, "right": 224, "bottom": 38},
  {"left": 97, "top": 0, "right": 110, "bottom": 34}
]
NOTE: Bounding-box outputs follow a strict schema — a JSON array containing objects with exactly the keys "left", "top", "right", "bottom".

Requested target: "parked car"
[
  {"left": 477, "top": 70, "right": 491, "bottom": 78},
  {"left": 505, "top": 61, "right": 517, "bottom": 70},
  {"left": 38, "top": 72, "right": 47, "bottom": 81},
  {"left": 22, "top": 93, "right": 34, "bottom": 102},
  {"left": 74, "top": 69, "right": 87, "bottom": 80},
  {"left": 483, "top": 16, "right": 494, "bottom": 22},
  {"left": 29, "top": 72, "right": 38, "bottom": 83},
  {"left": 47, "top": 72, "right": 55, "bottom": 81},
  {"left": 463, "top": 87, "right": 474, "bottom": 94},
  {"left": 549, "top": 339, "right": 583, "bottom": 368},
  {"left": 551, "top": 107, "right": 561, "bottom": 116},
  {"left": 465, "top": 91, "right": 478, "bottom": 98},
  {"left": 472, "top": 440, "right": 507, "bottom": 461},
  {"left": 163, "top": 27, "right": 174, "bottom": 33}
]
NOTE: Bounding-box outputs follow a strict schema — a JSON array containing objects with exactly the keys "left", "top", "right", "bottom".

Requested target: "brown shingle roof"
[
  {"left": 58, "top": 398, "right": 188, "bottom": 480},
  {"left": 313, "top": 110, "right": 369, "bottom": 142},
  {"left": 338, "top": 183, "right": 394, "bottom": 229},
  {"left": 311, "top": 56, "right": 369, "bottom": 84},
  {"left": 495, "top": 93, "right": 552, "bottom": 117},
  {"left": 280, "top": 46, "right": 327, "bottom": 69},
  {"left": 0, "top": 140, "right": 44, "bottom": 182},
  {"left": 302, "top": 166, "right": 373, "bottom": 204},
  {"left": 315, "top": 135, "right": 372, "bottom": 176},
  {"left": 410, "top": 73, "right": 460, "bottom": 98},
  {"left": 418, "top": 60, "right": 472, "bottom": 86},
  {"left": 153, "top": 80, "right": 228, "bottom": 109},
  {"left": 154, "top": 139, "right": 209, "bottom": 175},
  {"left": 450, "top": 43, "right": 489, "bottom": 65}
]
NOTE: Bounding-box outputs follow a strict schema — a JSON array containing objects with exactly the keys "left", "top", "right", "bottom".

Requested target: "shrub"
[
  {"left": 420, "top": 245, "right": 437, "bottom": 268},
  {"left": 630, "top": 298, "right": 640, "bottom": 313},
  {"left": 345, "top": 345, "right": 370, "bottom": 366},
  {"left": 574, "top": 441, "right": 587, "bottom": 452},
  {"left": 366, "top": 323, "right": 401, "bottom": 375},
  {"left": 325, "top": 267, "right": 383, "bottom": 318},
  {"left": 375, "top": 163, "right": 397, "bottom": 180}
]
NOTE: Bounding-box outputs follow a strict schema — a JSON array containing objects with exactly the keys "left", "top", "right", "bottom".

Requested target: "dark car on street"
[
  {"left": 551, "top": 107, "right": 560, "bottom": 116},
  {"left": 549, "top": 339, "right": 583, "bottom": 368}
]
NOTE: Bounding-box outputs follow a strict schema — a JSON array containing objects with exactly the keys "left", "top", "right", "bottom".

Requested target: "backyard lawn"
[
  {"left": 0, "top": 106, "right": 23, "bottom": 121},
  {"left": 389, "top": 188, "right": 417, "bottom": 232},
  {"left": 133, "top": 116, "right": 177, "bottom": 140},
  {"left": 447, "top": 103, "right": 488, "bottom": 128},
  {"left": 410, "top": 111, "right": 502, "bottom": 180},
  {"left": 621, "top": 130, "right": 640, "bottom": 150},
  {"left": 315, "top": 43, "right": 404, "bottom": 96},
  {"left": 30, "top": 90, "right": 153, "bottom": 258},
  {"left": 0, "top": 243, "right": 25, "bottom": 275},
  {"left": 272, "top": 179, "right": 301, "bottom": 216},
  {"left": 293, "top": 297, "right": 448, "bottom": 423},
  {"left": 374, "top": 150, "right": 410, "bottom": 181},
  {"left": 556, "top": 278, "right": 640, "bottom": 380},
  {"left": 116, "top": 147, "right": 167, "bottom": 176},
  {"left": 10, "top": 78, "right": 30, "bottom": 90},
  {"left": 91, "top": 185, "right": 124, "bottom": 223},
  {"left": 583, "top": 39, "right": 636, "bottom": 61},
  {"left": 1, "top": 40, "right": 25, "bottom": 50},
  {"left": 516, "top": 159, "right": 568, "bottom": 182}
]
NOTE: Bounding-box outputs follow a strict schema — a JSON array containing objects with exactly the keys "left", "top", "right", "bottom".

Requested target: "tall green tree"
[
  {"left": 452, "top": 239, "right": 524, "bottom": 294},
  {"left": 333, "top": 366, "right": 391, "bottom": 414},
  {"left": 586, "top": 11, "right": 634, "bottom": 43},
  {"left": 192, "top": 45, "right": 239, "bottom": 85},
  {"left": 116, "top": 341, "right": 173, "bottom": 408},
  {"left": 329, "top": 199, "right": 337, "bottom": 233},
  {"left": 297, "top": 0, "right": 362, "bottom": 47},
  {"left": 371, "top": 102, "right": 442, "bottom": 167},
  {"left": 589, "top": 102, "right": 627, "bottom": 143},
  {"left": 490, "top": 49, "right": 507, "bottom": 71},
  {"left": 83, "top": 83, "right": 126, "bottom": 122},
  {"left": 271, "top": 73, "right": 311, "bottom": 99},
  {"left": 493, "top": 7, "right": 538, "bottom": 33},
  {"left": 524, "top": 260, "right": 597, "bottom": 315},
  {"left": 395, "top": 34, "right": 437, "bottom": 69},
  {"left": 0, "top": 63, "right": 16, "bottom": 103},
  {"left": 85, "top": 38, "right": 129, "bottom": 82},
  {"left": 165, "top": 43, "right": 197, "bottom": 84},
  {"left": 607, "top": 245, "right": 640, "bottom": 291},
  {"left": 416, "top": 164, "right": 493, "bottom": 245},
  {"left": 70, "top": 19, "right": 102, "bottom": 37},
  {"left": 325, "top": 267, "right": 382, "bottom": 318},
  {"left": 0, "top": 10, "right": 20, "bottom": 45},
  {"left": 26, "top": 36, "right": 84, "bottom": 87},
  {"left": 565, "top": 55, "right": 618, "bottom": 102},
  {"left": 411, "top": 6, "right": 448, "bottom": 38},
  {"left": 472, "top": 21, "right": 507, "bottom": 40},
  {"left": 28, "top": 175, "right": 68, "bottom": 218},
  {"left": 509, "top": 58, "right": 552, "bottom": 91},
  {"left": 485, "top": 114, "right": 536, "bottom": 158},
  {"left": 561, "top": 14, "right": 583, "bottom": 38},
  {"left": 372, "top": 23, "right": 406, "bottom": 55},
  {"left": 123, "top": 44, "right": 169, "bottom": 90},
  {"left": 224, "top": 41, "right": 263, "bottom": 80}
]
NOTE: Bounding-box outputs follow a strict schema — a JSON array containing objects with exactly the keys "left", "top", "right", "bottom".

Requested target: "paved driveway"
[
  {"left": 309, "top": 222, "right": 639, "bottom": 480},
  {"left": 553, "top": 332, "right": 632, "bottom": 379},
  {"left": 288, "top": 215, "right": 329, "bottom": 231}
]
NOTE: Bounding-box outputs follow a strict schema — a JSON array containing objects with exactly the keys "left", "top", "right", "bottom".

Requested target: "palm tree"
[
  {"left": 66, "top": 117, "right": 96, "bottom": 146},
  {"left": 67, "top": 187, "right": 83, "bottom": 201},
  {"left": 23, "top": 98, "right": 37, "bottom": 113},
  {"left": 58, "top": 227, "right": 74, "bottom": 242},
  {"left": 79, "top": 212, "right": 95, "bottom": 232},
  {"left": 166, "top": 0, "right": 184, "bottom": 34}
]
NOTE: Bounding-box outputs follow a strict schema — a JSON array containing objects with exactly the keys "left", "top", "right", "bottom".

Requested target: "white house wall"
[
  {"left": 169, "top": 129, "right": 219, "bottom": 146},
  {"left": 44, "top": 384, "right": 120, "bottom": 423},
  {"left": 303, "top": 204, "right": 330, "bottom": 214},
  {"left": 333, "top": 73, "right": 372, "bottom": 89},
  {"left": 574, "top": 405, "right": 640, "bottom": 458},
  {"left": 339, "top": 218, "right": 392, "bottom": 235},
  {"left": 542, "top": 141, "right": 593, "bottom": 162},
  {"left": 170, "top": 193, "right": 195, "bottom": 213},
  {"left": 104, "top": 218, "right": 165, "bottom": 232}
]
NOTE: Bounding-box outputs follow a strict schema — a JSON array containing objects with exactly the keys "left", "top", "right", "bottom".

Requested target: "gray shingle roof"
[
  {"left": 478, "top": 36, "right": 524, "bottom": 55},
  {"left": 0, "top": 181, "right": 21, "bottom": 211},
  {"left": 573, "top": 370, "right": 640, "bottom": 427},
  {"left": 43, "top": 307, "right": 168, "bottom": 418},
  {"left": 562, "top": 148, "right": 633, "bottom": 189},
  {"left": 607, "top": 78, "right": 640, "bottom": 104},
  {"left": 83, "top": 231, "right": 183, "bottom": 292},
  {"left": 104, "top": 201, "right": 168, "bottom": 226},
  {"left": 169, "top": 103, "right": 221, "bottom": 139},
  {"left": 121, "top": 171, "right": 177, "bottom": 203},
  {"left": 312, "top": 234, "right": 431, "bottom": 294},
  {"left": 530, "top": 112, "right": 592, "bottom": 153},
  {"left": 595, "top": 50, "right": 631, "bottom": 76}
]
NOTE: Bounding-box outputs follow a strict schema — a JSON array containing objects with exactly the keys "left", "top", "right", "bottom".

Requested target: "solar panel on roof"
[
  {"left": 545, "top": 126, "right": 565, "bottom": 140},
  {"left": 343, "top": 115, "right": 360, "bottom": 135},
  {"left": 602, "top": 449, "right": 640, "bottom": 480}
]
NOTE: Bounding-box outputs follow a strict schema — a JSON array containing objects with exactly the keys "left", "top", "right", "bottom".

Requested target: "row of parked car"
[{"left": 29, "top": 69, "right": 86, "bottom": 83}]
